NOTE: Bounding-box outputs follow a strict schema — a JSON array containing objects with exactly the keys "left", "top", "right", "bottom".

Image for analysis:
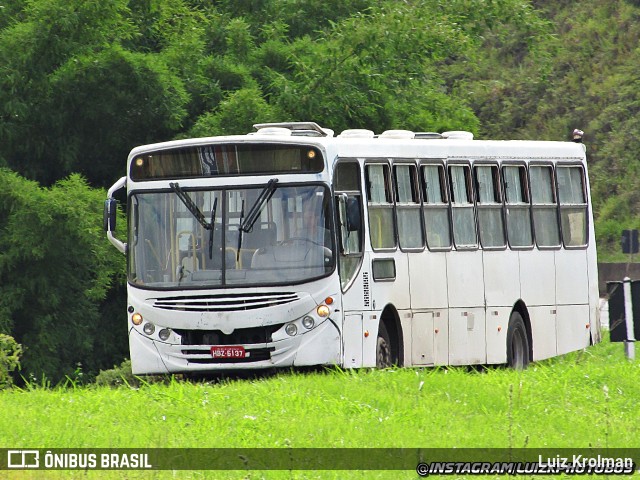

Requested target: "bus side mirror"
[
  {"left": 346, "top": 197, "right": 361, "bottom": 232},
  {"left": 104, "top": 198, "right": 117, "bottom": 232},
  {"left": 337, "top": 194, "right": 362, "bottom": 255}
]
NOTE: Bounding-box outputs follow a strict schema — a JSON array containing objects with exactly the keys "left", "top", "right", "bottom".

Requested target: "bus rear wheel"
[
  {"left": 506, "top": 311, "right": 530, "bottom": 369},
  {"left": 376, "top": 321, "right": 396, "bottom": 368}
]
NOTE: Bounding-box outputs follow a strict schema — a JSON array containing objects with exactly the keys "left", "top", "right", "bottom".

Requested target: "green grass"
[{"left": 2, "top": 339, "right": 639, "bottom": 479}]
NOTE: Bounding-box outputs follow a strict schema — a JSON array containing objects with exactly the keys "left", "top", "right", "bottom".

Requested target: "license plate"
[{"left": 211, "top": 345, "right": 246, "bottom": 359}]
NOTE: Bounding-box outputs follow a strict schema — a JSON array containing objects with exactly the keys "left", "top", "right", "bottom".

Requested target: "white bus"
[{"left": 105, "top": 122, "right": 601, "bottom": 374}]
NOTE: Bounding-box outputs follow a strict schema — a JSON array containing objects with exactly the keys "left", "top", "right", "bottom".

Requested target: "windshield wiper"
[
  {"left": 170, "top": 182, "right": 212, "bottom": 231},
  {"left": 208, "top": 197, "right": 218, "bottom": 259},
  {"left": 240, "top": 178, "right": 278, "bottom": 233},
  {"left": 236, "top": 200, "right": 245, "bottom": 263}
]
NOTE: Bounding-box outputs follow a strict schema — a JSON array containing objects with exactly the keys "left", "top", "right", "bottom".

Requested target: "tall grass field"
[{"left": 1, "top": 339, "right": 638, "bottom": 479}]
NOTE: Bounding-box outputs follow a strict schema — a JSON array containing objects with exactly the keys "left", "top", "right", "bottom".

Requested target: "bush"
[
  {"left": 95, "top": 359, "right": 138, "bottom": 388},
  {"left": 0, "top": 170, "right": 127, "bottom": 383},
  {"left": 0, "top": 334, "right": 22, "bottom": 389},
  {"left": 95, "top": 359, "right": 168, "bottom": 387}
]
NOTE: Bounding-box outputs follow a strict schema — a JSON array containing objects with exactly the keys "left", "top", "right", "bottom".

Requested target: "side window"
[
  {"left": 334, "top": 161, "right": 363, "bottom": 290},
  {"left": 448, "top": 164, "right": 477, "bottom": 248},
  {"left": 530, "top": 165, "right": 561, "bottom": 248},
  {"left": 475, "top": 165, "right": 505, "bottom": 248},
  {"left": 366, "top": 163, "right": 396, "bottom": 250},
  {"left": 557, "top": 165, "right": 588, "bottom": 247},
  {"left": 394, "top": 164, "right": 423, "bottom": 250},
  {"left": 502, "top": 165, "right": 533, "bottom": 248},
  {"left": 422, "top": 164, "right": 451, "bottom": 249}
]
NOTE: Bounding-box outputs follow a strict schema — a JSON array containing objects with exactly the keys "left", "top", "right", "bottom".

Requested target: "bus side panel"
[
  {"left": 362, "top": 312, "right": 380, "bottom": 367},
  {"left": 520, "top": 250, "right": 556, "bottom": 306},
  {"left": 529, "top": 306, "right": 558, "bottom": 361},
  {"left": 411, "top": 312, "right": 434, "bottom": 365},
  {"left": 369, "top": 253, "right": 411, "bottom": 311},
  {"left": 555, "top": 249, "right": 590, "bottom": 355},
  {"left": 341, "top": 266, "right": 370, "bottom": 312},
  {"left": 556, "top": 250, "right": 588, "bottom": 305},
  {"left": 434, "top": 310, "right": 449, "bottom": 365},
  {"left": 409, "top": 252, "right": 448, "bottom": 309},
  {"left": 586, "top": 246, "right": 602, "bottom": 343},
  {"left": 342, "top": 313, "right": 363, "bottom": 368},
  {"left": 448, "top": 307, "right": 486, "bottom": 365},
  {"left": 485, "top": 307, "right": 510, "bottom": 364},
  {"left": 483, "top": 250, "right": 520, "bottom": 307},
  {"left": 447, "top": 251, "right": 485, "bottom": 365},
  {"left": 446, "top": 252, "right": 484, "bottom": 308},
  {"left": 556, "top": 304, "right": 590, "bottom": 355}
]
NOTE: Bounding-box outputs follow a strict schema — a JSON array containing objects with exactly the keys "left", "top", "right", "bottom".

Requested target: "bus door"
[
  {"left": 334, "top": 160, "right": 367, "bottom": 367},
  {"left": 363, "top": 162, "right": 411, "bottom": 364}
]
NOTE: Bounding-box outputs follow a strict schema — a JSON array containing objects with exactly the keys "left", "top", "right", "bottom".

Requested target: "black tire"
[
  {"left": 376, "top": 321, "right": 396, "bottom": 368},
  {"left": 506, "top": 311, "right": 530, "bottom": 369}
]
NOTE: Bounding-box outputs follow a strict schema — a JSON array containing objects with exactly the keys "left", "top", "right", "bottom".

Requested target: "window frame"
[
  {"left": 556, "top": 162, "right": 589, "bottom": 250},
  {"left": 420, "top": 160, "right": 453, "bottom": 252},
  {"left": 502, "top": 161, "right": 534, "bottom": 250},
  {"left": 372, "top": 258, "right": 397, "bottom": 281},
  {"left": 393, "top": 161, "right": 425, "bottom": 252},
  {"left": 474, "top": 162, "right": 507, "bottom": 251},
  {"left": 333, "top": 158, "right": 365, "bottom": 292},
  {"left": 529, "top": 161, "right": 562, "bottom": 250},
  {"left": 365, "top": 160, "right": 397, "bottom": 252},
  {"left": 447, "top": 161, "right": 478, "bottom": 250}
]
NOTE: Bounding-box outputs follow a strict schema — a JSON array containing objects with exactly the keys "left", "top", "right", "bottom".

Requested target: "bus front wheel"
[
  {"left": 376, "top": 322, "right": 396, "bottom": 368},
  {"left": 506, "top": 311, "right": 530, "bottom": 369}
]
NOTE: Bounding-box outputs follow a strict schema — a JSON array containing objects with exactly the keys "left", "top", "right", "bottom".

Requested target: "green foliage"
[
  {"left": 189, "top": 87, "right": 283, "bottom": 136},
  {"left": 47, "top": 46, "right": 188, "bottom": 184},
  {"left": 95, "top": 359, "right": 169, "bottom": 388},
  {"left": 211, "top": 0, "right": 373, "bottom": 40},
  {"left": 0, "top": 334, "right": 22, "bottom": 389},
  {"left": 0, "top": 169, "right": 127, "bottom": 382},
  {"left": 95, "top": 359, "right": 138, "bottom": 388},
  {"left": 0, "top": 0, "right": 188, "bottom": 187}
]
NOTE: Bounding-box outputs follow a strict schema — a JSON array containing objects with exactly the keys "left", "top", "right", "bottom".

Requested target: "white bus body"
[{"left": 105, "top": 122, "right": 600, "bottom": 374}]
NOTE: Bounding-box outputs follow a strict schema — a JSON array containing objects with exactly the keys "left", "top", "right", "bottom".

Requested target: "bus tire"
[
  {"left": 506, "top": 311, "right": 530, "bottom": 369},
  {"left": 376, "top": 321, "right": 395, "bottom": 368}
]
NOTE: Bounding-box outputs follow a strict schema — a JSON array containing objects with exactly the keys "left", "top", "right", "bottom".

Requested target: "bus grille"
[
  {"left": 152, "top": 292, "right": 299, "bottom": 312},
  {"left": 175, "top": 325, "right": 282, "bottom": 346},
  {"left": 175, "top": 325, "right": 280, "bottom": 364}
]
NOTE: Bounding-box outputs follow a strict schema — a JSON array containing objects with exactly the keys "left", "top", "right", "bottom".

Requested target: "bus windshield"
[{"left": 128, "top": 184, "right": 335, "bottom": 288}]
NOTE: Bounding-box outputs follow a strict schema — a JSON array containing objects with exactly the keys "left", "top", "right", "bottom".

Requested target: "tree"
[
  {"left": 264, "top": 3, "right": 480, "bottom": 133},
  {"left": 0, "top": 169, "right": 126, "bottom": 382},
  {"left": 47, "top": 46, "right": 188, "bottom": 185},
  {"left": 188, "top": 87, "right": 283, "bottom": 137},
  {"left": 0, "top": 0, "right": 189, "bottom": 187}
]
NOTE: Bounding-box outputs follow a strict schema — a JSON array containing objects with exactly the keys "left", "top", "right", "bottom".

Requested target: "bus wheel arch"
[
  {"left": 376, "top": 305, "right": 403, "bottom": 368},
  {"left": 507, "top": 301, "right": 532, "bottom": 369}
]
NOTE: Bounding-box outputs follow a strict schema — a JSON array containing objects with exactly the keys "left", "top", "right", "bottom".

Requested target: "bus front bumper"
[{"left": 128, "top": 318, "right": 341, "bottom": 375}]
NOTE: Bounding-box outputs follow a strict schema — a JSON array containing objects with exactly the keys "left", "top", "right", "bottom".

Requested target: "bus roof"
[{"left": 128, "top": 122, "right": 587, "bottom": 164}]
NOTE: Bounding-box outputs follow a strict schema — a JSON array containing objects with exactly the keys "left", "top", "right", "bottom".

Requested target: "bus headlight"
[
  {"left": 285, "top": 323, "right": 298, "bottom": 336},
  {"left": 302, "top": 316, "right": 315, "bottom": 330},
  {"left": 131, "top": 313, "right": 143, "bottom": 325},
  {"left": 158, "top": 328, "right": 171, "bottom": 341},
  {"left": 316, "top": 305, "right": 330, "bottom": 317},
  {"left": 143, "top": 323, "right": 155, "bottom": 335}
]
